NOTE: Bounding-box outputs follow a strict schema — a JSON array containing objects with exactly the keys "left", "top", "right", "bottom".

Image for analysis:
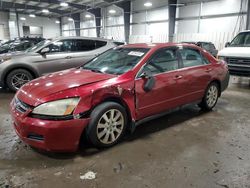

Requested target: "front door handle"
[
  {"left": 174, "top": 75, "right": 183, "bottom": 80},
  {"left": 65, "top": 56, "right": 72, "bottom": 59},
  {"left": 205, "top": 68, "right": 213, "bottom": 73}
]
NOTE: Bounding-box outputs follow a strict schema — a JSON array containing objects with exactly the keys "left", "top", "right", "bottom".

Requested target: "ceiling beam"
[
  {"left": 0, "top": 0, "right": 70, "bottom": 15},
  {"left": 25, "top": 0, "right": 87, "bottom": 10}
]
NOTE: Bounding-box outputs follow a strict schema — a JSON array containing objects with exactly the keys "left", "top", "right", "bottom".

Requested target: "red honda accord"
[{"left": 10, "top": 43, "right": 229, "bottom": 152}]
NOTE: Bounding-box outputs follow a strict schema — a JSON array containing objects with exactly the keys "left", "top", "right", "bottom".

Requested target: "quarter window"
[
  {"left": 141, "top": 48, "right": 179, "bottom": 75},
  {"left": 179, "top": 48, "right": 206, "bottom": 67},
  {"left": 95, "top": 40, "right": 107, "bottom": 48}
]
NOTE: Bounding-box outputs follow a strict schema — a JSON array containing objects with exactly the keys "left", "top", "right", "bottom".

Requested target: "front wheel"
[
  {"left": 6, "top": 69, "right": 33, "bottom": 92},
  {"left": 199, "top": 82, "right": 219, "bottom": 111},
  {"left": 86, "top": 102, "right": 127, "bottom": 148}
]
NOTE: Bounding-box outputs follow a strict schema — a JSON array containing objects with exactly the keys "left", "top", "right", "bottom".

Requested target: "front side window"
[
  {"left": 82, "top": 48, "right": 149, "bottom": 75},
  {"left": 140, "top": 48, "right": 179, "bottom": 75},
  {"left": 179, "top": 48, "right": 206, "bottom": 68},
  {"left": 46, "top": 40, "right": 73, "bottom": 53}
]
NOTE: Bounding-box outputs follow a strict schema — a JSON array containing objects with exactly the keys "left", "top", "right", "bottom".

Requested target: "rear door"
[
  {"left": 178, "top": 47, "right": 213, "bottom": 103},
  {"left": 64, "top": 39, "right": 107, "bottom": 67}
]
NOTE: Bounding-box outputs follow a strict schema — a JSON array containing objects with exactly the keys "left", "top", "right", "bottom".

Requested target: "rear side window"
[
  {"left": 179, "top": 48, "right": 207, "bottom": 67},
  {"left": 74, "top": 39, "right": 96, "bottom": 51},
  {"left": 95, "top": 40, "right": 107, "bottom": 48},
  {"left": 114, "top": 42, "right": 125, "bottom": 46}
]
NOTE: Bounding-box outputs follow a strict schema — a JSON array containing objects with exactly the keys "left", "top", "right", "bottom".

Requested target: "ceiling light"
[
  {"left": 29, "top": 14, "right": 36, "bottom": 18},
  {"left": 20, "top": 17, "right": 26, "bottom": 21},
  {"left": 169, "top": 3, "right": 185, "bottom": 6},
  {"left": 144, "top": 2, "right": 152, "bottom": 7},
  {"left": 60, "top": 2, "right": 68, "bottom": 7},
  {"left": 85, "top": 14, "right": 91, "bottom": 18},
  {"left": 42, "top": 9, "right": 49, "bottom": 13},
  {"left": 55, "top": 20, "right": 60, "bottom": 24},
  {"left": 68, "top": 17, "right": 73, "bottom": 21},
  {"left": 109, "top": 9, "right": 116, "bottom": 14}
]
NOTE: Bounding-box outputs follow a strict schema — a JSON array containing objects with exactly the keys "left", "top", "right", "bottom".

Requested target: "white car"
[{"left": 218, "top": 31, "right": 250, "bottom": 77}]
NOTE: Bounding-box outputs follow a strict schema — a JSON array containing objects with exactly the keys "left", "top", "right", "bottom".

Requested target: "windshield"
[
  {"left": 26, "top": 40, "right": 51, "bottom": 52},
  {"left": 230, "top": 32, "right": 250, "bottom": 47},
  {"left": 82, "top": 47, "right": 149, "bottom": 75}
]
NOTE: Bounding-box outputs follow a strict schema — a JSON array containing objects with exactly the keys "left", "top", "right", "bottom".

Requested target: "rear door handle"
[
  {"left": 174, "top": 75, "right": 183, "bottom": 80},
  {"left": 205, "top": 68, "right": 213, "bottom": 72},
  {"left": 65, "top": 56, "right": 72, "bottom": 59}
]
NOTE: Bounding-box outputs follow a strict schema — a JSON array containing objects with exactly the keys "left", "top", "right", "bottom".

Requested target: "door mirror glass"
[
  {"left": 40, "top": 47, "right": 50, "bottom": 54},
  {"left": 225, "top": 42, "right": 230, "bottom": 47},
  {"left": 143, "top": 76, "right": 155, "bottom": 92},
  {"left": 140, "top": 71, "right": 155, "bottom": 92}
]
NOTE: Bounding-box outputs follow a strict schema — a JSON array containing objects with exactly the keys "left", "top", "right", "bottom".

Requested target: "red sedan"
[{"left": 10, "top": 43, "right": 229, "bottom": 152}]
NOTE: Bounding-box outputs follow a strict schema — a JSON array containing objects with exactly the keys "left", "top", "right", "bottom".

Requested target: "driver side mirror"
[
  {"left": 40, "top": 47, "right": 50, "bottom": 55},
  {"left": 140, "top": 71, "right": 155, "bottom": 92},
  {"left": 225, "top": 42, "right": 230, "bottom": 47}
]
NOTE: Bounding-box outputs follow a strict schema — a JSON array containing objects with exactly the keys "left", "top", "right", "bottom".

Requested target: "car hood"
[
  {"left": 17, "top": 68, "right": 116, "bottom": 106},
  {"left": 218, "top": 47, "right": 250, "bottom": 58},
  {"left": 0, "top": 51, "right": 26, "bottom": 58}
]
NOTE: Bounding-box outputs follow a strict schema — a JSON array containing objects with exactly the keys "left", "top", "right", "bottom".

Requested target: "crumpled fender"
[{"left": 92, "top": 84, "right": 136, "bottom": 120}]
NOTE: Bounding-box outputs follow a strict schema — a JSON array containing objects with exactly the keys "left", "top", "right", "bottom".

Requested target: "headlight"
[
  {"left": 32, "top": 98, "right": 80, "bottom": 116},
  {"left": 0, "top": 57, "right": 11, "bottom": 63}
]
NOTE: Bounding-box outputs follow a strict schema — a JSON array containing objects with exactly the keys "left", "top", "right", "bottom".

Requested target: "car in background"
[
  {"left": 0, "top": 37, "right": 45, "bottom": 54},
  {"left": 10, "top": 43, "right": 229, "bottom": 152},
  {"left": 218, "top": 31, "right": 250, "bottom": 77},
  {"left": 182, "top": 41, "right": 218, "bottom": 57},
  {"left": 0, "top": 37, "right": 122, "bottom": 91}
]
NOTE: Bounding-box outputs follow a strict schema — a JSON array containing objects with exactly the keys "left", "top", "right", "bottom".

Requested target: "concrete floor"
[{"left": 0, "top": 77, "right": 250, "bottom": 188}]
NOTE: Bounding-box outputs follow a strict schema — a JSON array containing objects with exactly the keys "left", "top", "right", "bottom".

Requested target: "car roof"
[
  {"left": 122, "top": 43, "right": 200, "bottom": 50},
  {"left": 51, "top": 36, "right": 114, "bottom": 42}
]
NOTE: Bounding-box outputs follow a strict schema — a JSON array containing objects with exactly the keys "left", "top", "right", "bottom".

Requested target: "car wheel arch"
[
  {"left": 3, "top": 65, "right": 39, "bottom": 85},
  {"left": 101, "top": 96, "right": 132, "bottom": 122},
  {"left": 210, "top": 79, "right": 221, "bottom": 97}
]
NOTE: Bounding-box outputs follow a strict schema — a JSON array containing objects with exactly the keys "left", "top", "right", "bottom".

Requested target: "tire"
[
  {"left": 86, "top": 102, "right": 128, "bottom": 148},
  {"left": 6, "top": 69, "right": 34, "bottom": 92},
  {"left": 199, "top": 82, "right": 219, "bottom": 111}
]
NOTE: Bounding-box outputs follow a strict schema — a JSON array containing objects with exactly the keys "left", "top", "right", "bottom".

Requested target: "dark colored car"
[
  {"left": 10, "top": 43, "right": 229, "bottom": 152},
  {"left": 0, "top": 37, "right": 45, "bottom": 54},
  {"left": 183, "top": 41, "right": 218, "bottom": 57}
]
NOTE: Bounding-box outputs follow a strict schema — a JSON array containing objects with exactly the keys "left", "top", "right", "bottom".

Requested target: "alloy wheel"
[
  {"left": 11, "top": 73, "right": 31, "bottom": 90},
  {"left": 206, "top": 85, "right": 218, "bottom": 108},
  {"left": 96, "top": 109, "right": 124, "bottom": 144}
]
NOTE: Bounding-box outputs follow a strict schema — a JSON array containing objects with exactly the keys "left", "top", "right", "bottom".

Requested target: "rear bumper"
[{"left": 10, "top": 102, "right": 90, "bottom": 152}]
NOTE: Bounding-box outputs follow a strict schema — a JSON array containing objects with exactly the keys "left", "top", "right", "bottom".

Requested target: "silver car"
[{"left": 0, "top": 37, "right": 121, "bottom": 91}]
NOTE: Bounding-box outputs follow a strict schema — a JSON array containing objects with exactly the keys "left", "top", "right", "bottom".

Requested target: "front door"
[{"left": 135, "top": 47, "right": 188, "bottom": 120}]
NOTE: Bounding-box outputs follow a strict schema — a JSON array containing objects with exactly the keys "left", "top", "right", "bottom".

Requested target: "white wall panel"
[
  {"left": 178, "top": 4, "right": 200, "bottom": 18},
  {"left": 0, "top": 11, "right": 10, "bottom": 40},
  {"left": 200, "top": 15, "right": 246, "bottom": 33},
  {"left": 18, "top": 15, "right": 60, "bottom": 38},
  {"left": 202, "top": 0, "right": 248, "bottom": 16},
  {"left": 176, "top": 20, "right": 199, "bottom": 33}
]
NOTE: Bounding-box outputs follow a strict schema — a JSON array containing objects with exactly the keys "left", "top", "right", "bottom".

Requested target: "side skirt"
[{"left": 129, "top": 100, "right": 202, "bottom": 134}]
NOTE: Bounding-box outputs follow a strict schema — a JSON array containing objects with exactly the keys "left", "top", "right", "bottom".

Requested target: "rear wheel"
[
  {"left": 6, "top": 69, "right": 33, "bottom": 92},
  {"left": 86, "top": 102, "right": 127, "bottom": 148},
  {"left": 199, "top": 82, "right": 219, "bottom": 111}
]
